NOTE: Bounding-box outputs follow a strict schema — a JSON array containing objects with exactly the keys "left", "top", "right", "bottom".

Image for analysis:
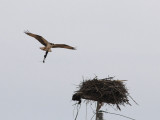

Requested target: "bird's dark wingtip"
[{"left": 73, "top": 47, "right": 76, "bottom": 50}]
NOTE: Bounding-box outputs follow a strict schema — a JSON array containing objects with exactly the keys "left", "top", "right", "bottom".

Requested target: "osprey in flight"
[{"left": 25, "top": 31, "right": 76, "bottom": 63}]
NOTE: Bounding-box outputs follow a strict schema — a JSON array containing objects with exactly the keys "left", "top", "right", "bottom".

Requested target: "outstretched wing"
[
  {"left": 24, "top": 31, "right": 48, "bottom": 46},
  {"left": 52, "top": 44, "right": 76, "bottom": 50}
]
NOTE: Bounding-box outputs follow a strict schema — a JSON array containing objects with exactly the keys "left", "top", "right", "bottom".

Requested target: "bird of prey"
[{"left": 24, "top": 31, "right": 76, "bottom": 63}]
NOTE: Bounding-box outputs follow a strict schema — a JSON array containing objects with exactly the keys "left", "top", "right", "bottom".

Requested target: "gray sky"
[{"left": 0, "top": 0, "right": 160, "bottom": 120}]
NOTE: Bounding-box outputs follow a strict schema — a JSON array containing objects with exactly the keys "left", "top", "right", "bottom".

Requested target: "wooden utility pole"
[{"left": 95, "top": 101, "right": 103, "bottom": 120}]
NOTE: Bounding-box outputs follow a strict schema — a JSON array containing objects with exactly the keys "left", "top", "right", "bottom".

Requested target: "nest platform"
[{"left": 72, "top": 77, "right": 131, "bottom": 110}]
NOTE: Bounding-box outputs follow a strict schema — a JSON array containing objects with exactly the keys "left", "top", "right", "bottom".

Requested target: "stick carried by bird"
[{"left": 24, "top": 30, "right": 76, "bottom": 63}]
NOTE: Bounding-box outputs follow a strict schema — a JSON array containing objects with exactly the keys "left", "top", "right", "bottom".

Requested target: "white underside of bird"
[{"left": 40, "top": 44, "right": 52, "bottom": 52}]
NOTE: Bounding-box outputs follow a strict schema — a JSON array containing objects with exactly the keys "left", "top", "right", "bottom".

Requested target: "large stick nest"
[{"left": 72, "top": 77, "right": 131, "bottom": 110}]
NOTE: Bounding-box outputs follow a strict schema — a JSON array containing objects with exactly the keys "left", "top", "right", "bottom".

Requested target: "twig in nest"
[
  {"left": 73, "top": 104, "right": 81, "bottom": 120},
  {"left": 90, "top": 113, "right": 96, "bottom": 120},
  {"left": 100, "top": 110, "right": 135, "bottom": 120},
  {"left": 129, "top": 95, "right": 139, "bottom": 105},
  {"left": 85, "top": 102, "right": 88, "bottom": 120}
]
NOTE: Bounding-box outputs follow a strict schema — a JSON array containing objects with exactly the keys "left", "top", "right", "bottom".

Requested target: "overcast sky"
[{"left": 0, "top": 0, "right": 160, "bottom": 120}]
